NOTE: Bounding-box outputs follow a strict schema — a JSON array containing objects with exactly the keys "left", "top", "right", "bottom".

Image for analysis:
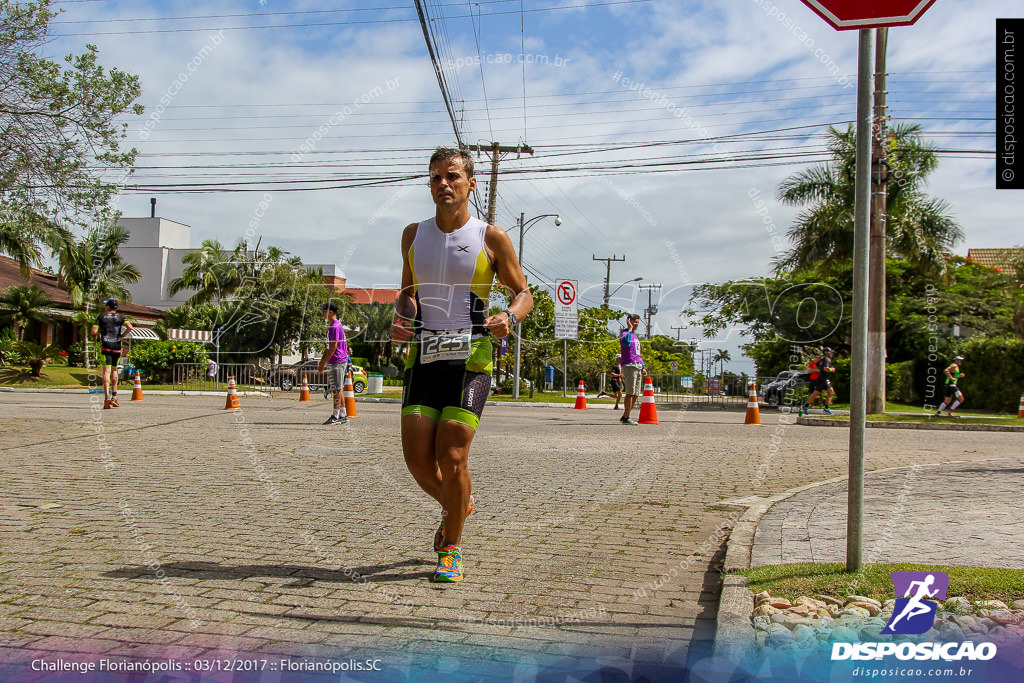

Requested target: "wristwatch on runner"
[{"left": 503, "top": 308, "right": 517, "bottom": 326}]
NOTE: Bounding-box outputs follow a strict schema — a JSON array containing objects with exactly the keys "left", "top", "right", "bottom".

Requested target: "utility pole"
[
  {"left": 469, "top": 142, "right": 533, "bottom": 225},
  {"left": 867, "top": 28, "right": 889, "bottom": 415},
  {"left": 670, "top": 325, "right": 687, "bottom": 343},
  {"left": 593, "top": 255, "right": 626, "bottom": 306},
  {"left": 639, "top": 284, "right": 661, "bottom": 338}
]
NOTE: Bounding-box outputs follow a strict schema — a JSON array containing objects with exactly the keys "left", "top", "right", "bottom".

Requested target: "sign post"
[
  {"left": 554, "top": 280, "right": 578, "bottom": 397},
  {"left": 798, "top": 0, "right": 936, "bottom": 572}
]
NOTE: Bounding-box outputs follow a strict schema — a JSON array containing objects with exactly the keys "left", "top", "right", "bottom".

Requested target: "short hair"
[
  {"left": 626, "top": 313, "right": 640, "bottom": 321},
  {"left": 322, "top": 301, "right": 339, "bottom": 314},
  {"left": 429, "top": 147, "right": 474, "bottom": 177}
]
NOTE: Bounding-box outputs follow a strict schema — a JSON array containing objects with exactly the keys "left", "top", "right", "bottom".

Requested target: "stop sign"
[{"left": 801, "top": 0, "right": 937, "bottom": 30}]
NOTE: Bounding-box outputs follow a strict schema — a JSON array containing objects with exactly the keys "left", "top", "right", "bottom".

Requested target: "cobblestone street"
[{"left": 1, "top": 392, "right": 1021, "bottom": 679}]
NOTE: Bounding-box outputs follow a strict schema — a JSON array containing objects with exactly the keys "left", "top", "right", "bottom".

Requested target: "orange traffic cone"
[
  {"left": 299, "top": 374, "right": 311, "bottom": 402},
  {"left": 744, "top": 382, "right": 761, "bottom": 425},
  {"left": 638, "top": 376, "right": 660, "bottom": 424},
  {"left": 1018, "top": 391, "right": 1024, "bottom": 419},
  {"left": 573, "top": 380, "right": 588, "bottom": 409},
  {"left": 343, "top": 370, "right": 358, "bottom": 418},
  {"left": 224, "top": 374, "right": 241, "bottom": 411},
  {"left": 130, "top": 372, "right": 144, "bottom": 401}
]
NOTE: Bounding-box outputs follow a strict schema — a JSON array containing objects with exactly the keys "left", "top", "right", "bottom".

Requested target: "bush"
[
  {"left": 950, "top": 337, "right": 1024, "bottom": 413},
  {"left": 886, "top": 360, "right": 918, "bottom": 404},
  {"left": 67, "top": 340, "right": 100, "bottom": 367},
  {"left": 499, "top": 377, "right": 530, "bottom": 395},
  {"left": 129, "top": 340, "right": 208, "bottom": 383}
]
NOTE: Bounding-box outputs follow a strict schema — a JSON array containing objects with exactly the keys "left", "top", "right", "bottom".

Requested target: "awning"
[
  {"left": 167, "top": 328, "right": 212, "bottom": 342},
  {"left": 124, "top": 327, "right": 160, "bottom": 340}
]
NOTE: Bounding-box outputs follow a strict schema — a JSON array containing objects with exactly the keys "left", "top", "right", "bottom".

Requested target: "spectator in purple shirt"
[
  {"left": 317, "top": 302, "right": 350, "bottom": 425},
  {"left": 619, "top": 313, "right": 646, "bottom": 425}
]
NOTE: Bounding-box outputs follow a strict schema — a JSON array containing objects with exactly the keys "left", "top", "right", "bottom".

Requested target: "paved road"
[{"left": 0, "top": 393, "right": 1020, "bottom": 680}]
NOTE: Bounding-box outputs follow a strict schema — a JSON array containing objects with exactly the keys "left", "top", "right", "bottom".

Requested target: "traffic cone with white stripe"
[
  {"left": 744, "top": 382, "right": 761, "bottom": 425},
  {"left": 573, "top": 380, "right": 588, "bottom": 409},
  {"left": 343, "top": 369, "right": 357, "bottom": 418},
  {"left": 299, "top": 374, "right": 311, "bottom": 402},
  {"left": 224, "top": 374, "right": 241, "bottom": 411},
  {"left": 130, "top": 372, "right": 144, "bottom": 402},
  {"left": 638, "top": 376, "right": 660, "bottom": 424},
  {"left": 1018, "top": 391, "right": 1024, "bottom": 419}
]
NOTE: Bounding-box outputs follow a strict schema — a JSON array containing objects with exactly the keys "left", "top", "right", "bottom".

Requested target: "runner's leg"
[
  {"left": 402, "top": 414, "right": 443, "bottom": 505},
  {"left": 434, "top": 420, "right": 474, "bottom": 547}
]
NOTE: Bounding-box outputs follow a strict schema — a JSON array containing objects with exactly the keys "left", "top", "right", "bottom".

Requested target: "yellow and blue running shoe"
[{"left": 433, "top": 545, "right": 463, "bottom": 583}]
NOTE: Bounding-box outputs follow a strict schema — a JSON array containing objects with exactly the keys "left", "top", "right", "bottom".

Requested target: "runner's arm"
[
  {"left": 392, "top": 223, "right": 418, "bottom": 343},
  {"left": 483, "top": 225, "right": 533, "bottom": 338}
]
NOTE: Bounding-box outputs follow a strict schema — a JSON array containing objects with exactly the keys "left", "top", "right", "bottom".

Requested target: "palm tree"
[
  {"left": 712, "top": 348, "right": 731, "bottom": 392},
  {"left": 57, "top": 225, "right": 141, "bottom": 368},
  {"left": 0, "top": 285, "right": 54, "bottom": 341},
  {"left": 776, "top": 124, "right": 963, "bottom": 275},
  {"left": 0, "top": 212, "right": 74, "bottom": 278},
  {"left": 168, "top": 239, "right": 239, "bottom": 305},
  {"left": 57, "top": 225, "right": 141, "bottom": 308},
  {"left": 15, "top": 341, "right": 61, "bottom": 377},
  {"left": 350, "top": 303, "right": 394, "bottom": 368}
]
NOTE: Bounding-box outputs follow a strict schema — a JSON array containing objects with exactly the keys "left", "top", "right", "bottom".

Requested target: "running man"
[
  {"left": 935, "top": 355, "right": 965, "bottom": 417},
  {"left": 804, "top": 347, "right": 836, "bottom": 415},
  {"left": 317, "top": 302, "right": 349, "bottom": 425},
  {"left": 619, "top": 313, "right": 646, "bottom": 425},
  {"left": 91, "top": 298, "right": 132, "bottom": 409},
  {"left": 886, "top": 574, "right": 939, "bottom": 631},
  {"left": 392, "top": 147, "right": 533, "bottom": 583}
]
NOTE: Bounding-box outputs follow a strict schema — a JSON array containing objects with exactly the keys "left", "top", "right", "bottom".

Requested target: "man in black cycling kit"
[{"left": 91, "top": 298, "right": 133, "bottom": 409}]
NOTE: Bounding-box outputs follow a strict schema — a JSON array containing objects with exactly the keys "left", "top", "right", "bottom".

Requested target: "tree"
[
  {"left": 0, "top": 284, "right": 52, "bottom": 340},
  {"left": 776, "top": 124, "right": 963, "bottom": 275},
  {"left": 347, "top": 302, "right": 395, "bottom": 369},
  {"left": 1, "top": 1, "right": 144, "bottom": 271},
  {"left": 713, "top": 348, "right": 731, "bottom": 381},
  {"left": 56, "top": 224, "right": 140, "bottom": 367}
]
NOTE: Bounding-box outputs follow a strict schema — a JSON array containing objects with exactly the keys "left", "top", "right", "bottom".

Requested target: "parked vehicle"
[
  {"left": 762, "top": 370, "right": 811, "bottom": 406},
  {"left": 270, "top": 360, "right": 368, "bottom": 393}
]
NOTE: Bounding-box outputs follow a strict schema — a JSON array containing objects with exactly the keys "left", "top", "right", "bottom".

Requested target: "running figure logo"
[{"left": 881, "top": 571, "right": 949, "bottom": 635}]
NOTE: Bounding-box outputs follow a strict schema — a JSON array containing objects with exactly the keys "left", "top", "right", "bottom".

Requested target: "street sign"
[
  {"left": 554, "top": 279, "right": 578, "bottom": 340},
  {"left": 670, "top": 360, "right": 679, "bottom": 371},
  {"left": 800, "top": 0, "right": 937, "bottom": 30}
]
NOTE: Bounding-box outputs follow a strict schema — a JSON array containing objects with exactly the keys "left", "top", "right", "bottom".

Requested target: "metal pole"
[
  {"left": 513, "top": 213, "right": 524, "bottom": 399},
  {"left": 563, "top": 339, "right": 567, "bottom": 397},
  {"left": 848, "top": 28, "right": 874, "bottom": 573}
]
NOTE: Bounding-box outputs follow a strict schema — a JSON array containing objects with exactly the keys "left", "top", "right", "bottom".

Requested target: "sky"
[{"left": 43, "top": 0, "right": 1016, "bottom": 375}]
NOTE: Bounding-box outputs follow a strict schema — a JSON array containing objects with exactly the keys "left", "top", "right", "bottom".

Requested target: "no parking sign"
[{"left": 554, "top": 280, "right": 578, "bottom": 340}]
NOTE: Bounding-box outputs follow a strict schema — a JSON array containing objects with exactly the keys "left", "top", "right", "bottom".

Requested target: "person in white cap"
[{"left": 935, "top": 355, "right": 965, "bottom": 417}]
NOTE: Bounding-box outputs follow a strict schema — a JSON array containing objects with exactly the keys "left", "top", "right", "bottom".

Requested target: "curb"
[
  {"left": 797, "top": 416, "right": 1024, "bottom": 432},
  {"left": 711, "top": 459, "right": 977, "bottom": 660}
]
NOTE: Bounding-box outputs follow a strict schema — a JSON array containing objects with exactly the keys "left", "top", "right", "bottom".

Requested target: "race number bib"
[{"left": 420, "top": 331, "right": 471, "bottom": 364}]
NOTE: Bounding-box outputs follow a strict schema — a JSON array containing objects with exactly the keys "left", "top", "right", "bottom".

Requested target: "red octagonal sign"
[{"left": 801, "top": 0, "right": 938, "bottom": 30}]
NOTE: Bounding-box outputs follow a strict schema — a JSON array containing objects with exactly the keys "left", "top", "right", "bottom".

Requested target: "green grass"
[
  {"left": 825, "top": 401, "right": 1016, "bottom": 417},
  {"left": 738, "top": 563, "right": 1024, "bottom": 604},
  {"left": 804, "top": 413, "right": 1023, "bottom": 427}
]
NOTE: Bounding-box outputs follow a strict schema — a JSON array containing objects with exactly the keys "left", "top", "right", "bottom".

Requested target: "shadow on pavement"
[{"left": 103, "top": 558, "right": 433, "bottom": 584}]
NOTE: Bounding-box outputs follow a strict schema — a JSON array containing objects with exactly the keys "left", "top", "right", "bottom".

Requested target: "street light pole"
[{"left": 512, "top": 213, "right": 560, "bottom": 399}]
